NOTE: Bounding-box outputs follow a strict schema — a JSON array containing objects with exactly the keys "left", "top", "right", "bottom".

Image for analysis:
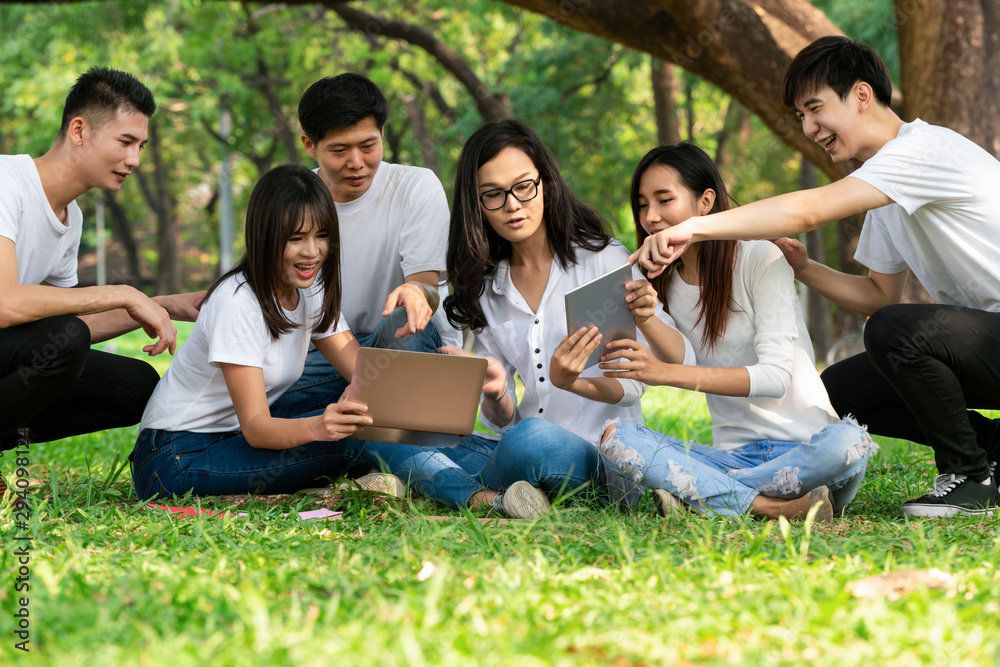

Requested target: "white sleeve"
[
  {"left": 854, "top": 207, "right": 910, "bottom": 275},
  {"left": 399, "top": 170, "right": 448, "bottom": 278},
  {"left": 206, "top": 288, "right": 268, "bottom": 369},
  {"left": 473, "top": 326, "right": 517, "bottom": 433},
  {"left": 614, "top": 378, "right": 645, "bottom": 406},
  {"left": 0, "top": 171, "right": 21, "bottom": 247},
  {"left": 742, "top": 245, "right": 799, "bottom": 399}
]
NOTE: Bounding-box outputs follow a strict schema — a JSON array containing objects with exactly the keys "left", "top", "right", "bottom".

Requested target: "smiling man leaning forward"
[{"left": 0, "top": 67, "right": 201, "bottom": 495}]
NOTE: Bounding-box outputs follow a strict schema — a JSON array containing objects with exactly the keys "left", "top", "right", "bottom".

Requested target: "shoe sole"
[
  {"left": 807, "top": 486, "right": 834, "bottom": 523},
  {"left": 301, "top": 473, "right": 407, "bottom": 498},
  {"left": 900, "top": 504, "right": 995, "bottom": 518},
  {"left": 502, "top": 481, "right": 551, "bottom": 520},
  {"left": 652, "top": 488, "right": 684, "bottom": 517},
  {"left": 345, "top": 473, "right": 407, "bottom": 498}
]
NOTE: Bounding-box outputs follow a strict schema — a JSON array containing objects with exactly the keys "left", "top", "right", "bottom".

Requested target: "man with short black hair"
[
  {"left": 0, "top": 67, "right": 200, "bottom": 494},
  {"left": 276, "top": 73, "right": 460, "bottom": 408}
]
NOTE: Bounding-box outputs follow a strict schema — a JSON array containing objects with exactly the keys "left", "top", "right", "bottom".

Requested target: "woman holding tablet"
[
  {"left": 597, "top": 143, "right": 877, "bottom": 520},
  {"left": 131, "top": 165, "right": 384, "bottom": 499},
  {"left": 363, "top": 119, "right": 693, "bottom": 518}
]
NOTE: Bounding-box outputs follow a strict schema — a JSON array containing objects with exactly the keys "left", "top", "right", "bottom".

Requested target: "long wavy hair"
[
  {"left": 204, "top": 164, "right": 341, "bottom": 340},
  {"left": 630, "top": 142, "right": 738, "bottom": 352},
  {"left": 444, "top": 119, "right": 611, "bottom": 331}
]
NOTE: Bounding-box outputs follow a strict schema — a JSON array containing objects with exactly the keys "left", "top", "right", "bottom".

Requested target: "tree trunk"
[
  {"left": 798, "top": 158, "right": 832, "bottom": 359},
  {"left": 404, "top": 93, "right": 440, "bottom": 176},
  {"left": 895, "top": 0, "right": 1000, "bottom": 157},
  {"left": 135, "top": 119, "right": 180, "bottom": 295},
  {"left": 102, "top": 192, "right": 142, "bottom": 285},
  {"left": 714, "top": 98, "right": 745, "bottom": 169},
  {"left": 651, "top": 57, "right": 681, "bottom": 145}
]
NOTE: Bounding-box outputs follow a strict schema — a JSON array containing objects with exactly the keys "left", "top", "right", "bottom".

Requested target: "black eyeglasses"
[{"left": 479, "top": 177, "right": 541, "bottom": 210}]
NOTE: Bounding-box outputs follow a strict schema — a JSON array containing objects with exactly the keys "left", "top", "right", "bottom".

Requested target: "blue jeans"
[
  {"left": 600, "top": 419, "right": 878, "bottom": 515},
  {"left": 362, "top": 418, "right": 606, "bottom": 510},
  {"left": 271, "top": 307, "right": 445, "bottom": 411},
  {"left": 131, "top": 399, "right": 365, "bottom": 500}
]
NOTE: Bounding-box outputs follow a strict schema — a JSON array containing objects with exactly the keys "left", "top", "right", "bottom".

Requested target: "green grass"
[{"left": 2, "top": 328, "right": 999, "bottom": 666}]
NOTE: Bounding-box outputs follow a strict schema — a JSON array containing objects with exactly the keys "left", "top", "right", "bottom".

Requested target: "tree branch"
[{"left": 328, "top": 2, "right": 513, "bottom": 121}]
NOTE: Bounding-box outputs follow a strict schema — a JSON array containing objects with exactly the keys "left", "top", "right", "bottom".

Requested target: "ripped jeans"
[{"left": 599, "top": 419, "right": 878, "bottom": 515}]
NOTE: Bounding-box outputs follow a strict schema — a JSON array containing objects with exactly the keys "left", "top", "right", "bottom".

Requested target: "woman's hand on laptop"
[{"left": 315, "top": 392, "right": 372, "bottom": 441}]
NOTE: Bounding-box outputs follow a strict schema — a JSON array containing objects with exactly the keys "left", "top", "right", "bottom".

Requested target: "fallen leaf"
[
  {"left": 847, "top": 568, "right": 956, "bottom": 600},
  {"left": 416, "top": 561, "right": 437, "bottom": 581}
]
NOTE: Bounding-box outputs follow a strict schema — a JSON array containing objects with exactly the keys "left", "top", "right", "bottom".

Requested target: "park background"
[{"left": 1, "top": 0, "right": 999, "bottom": 665}]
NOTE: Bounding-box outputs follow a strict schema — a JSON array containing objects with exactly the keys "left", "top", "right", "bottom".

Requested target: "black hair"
[
  {"left": 204, "top": 164, "right": 341, "bottom": 340},
  {"left": 59, "top": 67, "right": 155, "bottom": 136},
  {"left": 630, "top": 142, "right": 738, "bottom": 351},
  {"left": 298, "top": 73, "right": 389, "bottom": 144},
  {"left": 782, "top": 36, "right": 893, "bottom": 109},
  {"left": 444, "top": 119, "right": 611, "bottom": 331}
]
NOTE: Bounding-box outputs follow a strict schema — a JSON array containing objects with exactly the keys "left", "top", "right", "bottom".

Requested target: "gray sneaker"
[{"left": 492, "top": 481, "right": 550, "bottom": 519}]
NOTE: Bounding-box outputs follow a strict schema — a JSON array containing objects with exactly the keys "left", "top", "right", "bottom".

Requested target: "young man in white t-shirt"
[
  {"left": 0, "top": 68, "right": 200, "bottom": 495},
  {"left": 274, "top": 74, "right": 458, "bottom": 404},
  {"left": 630, "top": 36, "right": 1000, "bottom": 518}
]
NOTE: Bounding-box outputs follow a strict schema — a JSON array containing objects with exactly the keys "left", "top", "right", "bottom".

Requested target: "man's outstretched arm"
[{"left": 630, "top": 176, "right": 893, "bottom": 276}]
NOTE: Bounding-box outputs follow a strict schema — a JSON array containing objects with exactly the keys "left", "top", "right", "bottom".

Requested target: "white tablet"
[{"left": 564, "top": 263, "right": 636, "bottom": 369}]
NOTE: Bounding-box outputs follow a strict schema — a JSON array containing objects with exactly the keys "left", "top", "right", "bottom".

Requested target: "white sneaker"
[{"left": 493, "top": 481, "right": 550, "bottom": 519}]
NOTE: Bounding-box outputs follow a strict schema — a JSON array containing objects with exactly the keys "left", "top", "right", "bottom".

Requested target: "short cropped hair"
[
  {"left": 59, "top": 67, "right": 156, "bottom": 136},
  {"left": 298, "top": 73, "right": 389, "bottom": 144},
  {"left": 782, "top": 36, "right": 893, "bottom": 109}
]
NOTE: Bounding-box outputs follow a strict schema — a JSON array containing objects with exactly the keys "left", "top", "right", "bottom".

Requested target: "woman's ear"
[{"left": 699, "top": 188, "right": 716, "bottom": 216}]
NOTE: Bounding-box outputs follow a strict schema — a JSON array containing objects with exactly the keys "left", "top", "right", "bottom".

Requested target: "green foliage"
[{"left": 0, "top": 0, "right": 843, "bottom": 281}]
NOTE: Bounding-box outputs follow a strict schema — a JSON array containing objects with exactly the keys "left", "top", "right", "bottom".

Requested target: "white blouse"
[{"left": 475, "top": 241, "right": 695, "bottom": 442}]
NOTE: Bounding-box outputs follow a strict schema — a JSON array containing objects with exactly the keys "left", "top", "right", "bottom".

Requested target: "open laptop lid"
[
  {"left": 346, "top": 348, "right": 488, "bottom": 447},
  {"left": 564, "top": 263, "right": 636, "bottom": 369}
]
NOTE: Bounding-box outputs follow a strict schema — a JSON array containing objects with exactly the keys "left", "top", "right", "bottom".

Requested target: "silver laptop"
[
  {"left": 345, "top": 348, "right": 488, "bottom": 448},
  {"left": 564, "top": 263, "right": 637, "bottom": 369}
]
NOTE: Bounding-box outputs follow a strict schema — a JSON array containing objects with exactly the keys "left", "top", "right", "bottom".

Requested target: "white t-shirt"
[
  {"left": 141, "top": 273, "right": 350, "bottom": 433},
  {"left": 329, "top": 162, "right": 461, "bottom": 346},
  {"left": 851, "top": 119, "right": 1000, "bottom": 312},
  {"left": 476, "top": 241, "right": 696, "bottom": 442},
  {"left": 0, "top": 154, "right": 81, "bottom": 287},
  {"left": 667, "top": 241, "right": 838, "bottom": 450}
]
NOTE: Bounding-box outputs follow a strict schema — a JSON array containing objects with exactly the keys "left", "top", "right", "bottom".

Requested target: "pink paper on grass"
[
  {"left": 291, "top": 508, "right": 342, "bottom": 521},
  {"left": 144, "top": 504, "right": 341, "bottom": 521},
  {"left": 144, "top": 503, "right": 249, "bottom": 518}
]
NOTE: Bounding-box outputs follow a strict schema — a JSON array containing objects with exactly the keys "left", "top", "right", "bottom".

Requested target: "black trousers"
[
  {"left": 822, "top": 304, "right": 1000, "bottom": 481},
  {"left": 0, "top": 315, "right": 159, "bottom": 450}
]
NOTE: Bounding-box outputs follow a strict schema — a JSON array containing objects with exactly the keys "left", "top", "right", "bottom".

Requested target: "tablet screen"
[{"left": 564, "top": 264, "right": 637, "bottom": 369}]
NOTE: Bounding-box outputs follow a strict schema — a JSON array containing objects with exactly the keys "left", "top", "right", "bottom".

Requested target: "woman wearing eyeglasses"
[{"left": 423, "top": 119, "right": 694, "bottom": 513}]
